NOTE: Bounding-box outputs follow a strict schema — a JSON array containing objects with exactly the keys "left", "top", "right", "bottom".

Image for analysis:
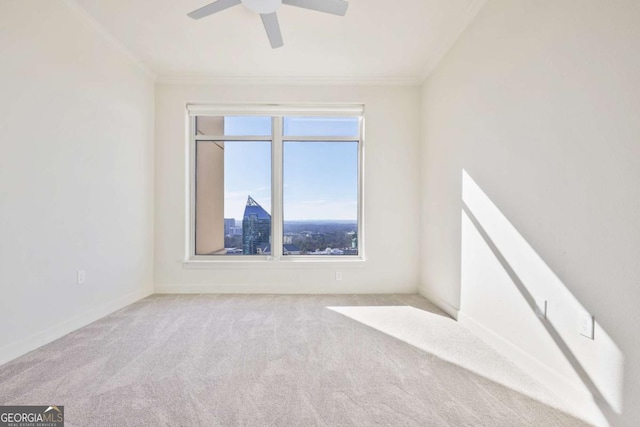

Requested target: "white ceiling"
[{"left": 71, "top": 0, "right": 485, "bottom": 83}]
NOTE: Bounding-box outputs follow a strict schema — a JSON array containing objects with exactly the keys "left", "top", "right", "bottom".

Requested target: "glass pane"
[
  {"left": 283, "top": 116, "right": 359, "bottom": 137},
  {"left": 283, "top": 141, "right": 358, "bottom": 256},
  {"left": 195, "top": 140, "right": 271, "bottom": 255},
  {"left": 196, "top": 116, "right": 272, "bottom": 136}
]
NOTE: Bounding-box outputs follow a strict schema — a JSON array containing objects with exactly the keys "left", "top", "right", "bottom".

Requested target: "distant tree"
[{"left": 224, "top": 235, "right": 243, "bottom": 248}]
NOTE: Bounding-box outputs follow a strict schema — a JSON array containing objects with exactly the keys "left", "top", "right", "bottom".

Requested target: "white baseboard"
[
  {"left": 418, "top": 289, "right": 460, "bottom": 320},
  {"left": 154, "top": 284, "right": 418, "bottom": 295},
  {"left": 458, "top": 311, "right": 607, "bottom": 427},
  {"left": 0, "top": 286, "right": 153, "bottom": 366}
]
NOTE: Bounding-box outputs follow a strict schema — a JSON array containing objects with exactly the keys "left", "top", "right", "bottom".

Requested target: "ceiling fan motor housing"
[
  {"left": 188, "top": 0, "right": 348, "bottom": 49},
  {"left": 241, "top": 0, "right": 282, "bottom": 14}
]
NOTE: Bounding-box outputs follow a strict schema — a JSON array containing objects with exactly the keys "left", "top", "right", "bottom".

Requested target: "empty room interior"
[{"left": 1, "top": 0, "right": 639, "bottom": 426}]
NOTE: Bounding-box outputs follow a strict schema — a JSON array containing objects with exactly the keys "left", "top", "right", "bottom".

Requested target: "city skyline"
[{"left": 223, "top": 116, "right": 359, "bottom": 221}]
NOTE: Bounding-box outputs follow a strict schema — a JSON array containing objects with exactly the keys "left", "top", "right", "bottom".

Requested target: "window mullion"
[{"left": 271, "top": 116, "right": 284, "bottom": 259}]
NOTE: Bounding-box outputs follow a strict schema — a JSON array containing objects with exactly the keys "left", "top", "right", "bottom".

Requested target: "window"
[{"left": 188, "top": 105, "right": 364, "bottom": 261}]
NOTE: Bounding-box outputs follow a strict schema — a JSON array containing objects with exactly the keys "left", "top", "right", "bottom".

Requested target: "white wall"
[
  {"left": 0, "top": 0, "right": 155, "bottom": 364},
  {"left": 420, "top": 1, "right": 640, "bottom": 426},
  {"left": 155, "top": 84, "right": 421, "bottom": 294}
]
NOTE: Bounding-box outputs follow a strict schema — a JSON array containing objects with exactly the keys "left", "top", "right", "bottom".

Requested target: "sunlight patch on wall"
[{"left": 461, "top": 169, "right": 624, "bottom": 421}]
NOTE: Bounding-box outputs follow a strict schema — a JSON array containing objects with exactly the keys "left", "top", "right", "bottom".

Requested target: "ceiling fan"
[{"left": 187, "top": 0, "right": 349, "bottom": 49}]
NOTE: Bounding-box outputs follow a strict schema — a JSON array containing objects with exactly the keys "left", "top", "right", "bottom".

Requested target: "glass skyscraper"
[{"left": 242, "top": 196, "right": 271, "bottom": 254}]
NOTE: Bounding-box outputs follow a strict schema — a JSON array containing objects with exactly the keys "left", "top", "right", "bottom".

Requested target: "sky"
[{"left": 223, "top": 116, "right": 359, "bottom": 221}]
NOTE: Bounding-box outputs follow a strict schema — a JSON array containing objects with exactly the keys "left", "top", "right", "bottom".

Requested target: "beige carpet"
[{"left": 0, "top": 294, "right": 588, "bottom": 426}]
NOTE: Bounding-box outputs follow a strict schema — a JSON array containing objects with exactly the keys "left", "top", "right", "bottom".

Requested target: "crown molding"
[
  {"left": 419, "top": 0, "right": 487, "bottom": 83},
  {"left": 155, "top": 75, "right": 423, "bottom": 86},
  {"left": 63, "top": 0, "right": 156, "bottom": 80}
]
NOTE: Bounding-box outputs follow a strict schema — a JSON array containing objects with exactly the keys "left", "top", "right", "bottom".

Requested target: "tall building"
[
  {"left": 224, "top": 218, "right": 235, "bottom": 236},
  {"left": 242, "top": 196, "right": 271, "bottom": 254}
]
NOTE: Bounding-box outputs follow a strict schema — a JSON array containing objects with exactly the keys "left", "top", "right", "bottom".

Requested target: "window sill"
[{"left": 183, "top": 256, "right": 366, "bottom": 269}]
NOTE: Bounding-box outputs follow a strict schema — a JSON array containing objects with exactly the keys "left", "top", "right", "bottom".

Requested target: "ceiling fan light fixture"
[{"left": 188, "top": 0, "right": 348, "bottom": 48}]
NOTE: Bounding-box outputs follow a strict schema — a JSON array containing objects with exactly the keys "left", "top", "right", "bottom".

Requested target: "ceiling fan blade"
[
  {"left": 187, "top": 0, "right": 241, "bottom": 19},
  {"left": 260, "top": 13, "right": 284, "bottom": 49},
  {"left": 282, "top": 0, "right": 348, "bottom": 16}
]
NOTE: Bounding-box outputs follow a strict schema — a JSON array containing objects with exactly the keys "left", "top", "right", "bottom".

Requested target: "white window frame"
[{"left": 185, "top": 103, "right": 365, "bottom": 264}]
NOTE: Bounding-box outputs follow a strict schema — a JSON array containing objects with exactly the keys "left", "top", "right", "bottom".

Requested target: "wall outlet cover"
[
  {"left": 579, "top": 312, "right": 595, "bottom": 340},
  {"left": 534, "top": 297, "right": 547, "bottom": 319}
]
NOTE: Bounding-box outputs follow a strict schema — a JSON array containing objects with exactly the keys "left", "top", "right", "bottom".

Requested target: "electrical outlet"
[
  {"left": 77, "top": 270, "right": 86, "bottom": 285},
  {"left": 534, "top": 298, "right": 547, "bottom": 319},
  {"left": 335, "top": 271, "right": 342, "bottom": 281},
  {"left": 579, "top": 311, "right": 594, "bottom": 340}
]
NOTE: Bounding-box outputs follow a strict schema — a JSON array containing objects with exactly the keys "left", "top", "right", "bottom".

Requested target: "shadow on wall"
[{"left": 460, "top": 169, "right": 623, "bottom": 426}]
